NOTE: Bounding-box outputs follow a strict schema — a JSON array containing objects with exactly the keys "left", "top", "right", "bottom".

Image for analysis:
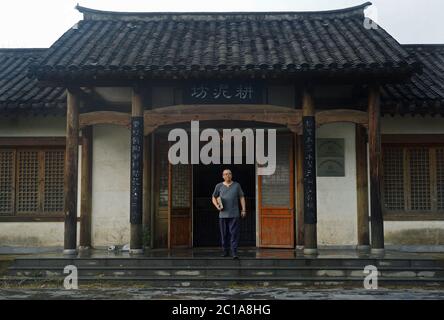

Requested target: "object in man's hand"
[{"left": 217, "top": 197, "right": 223, "bottom": 210}]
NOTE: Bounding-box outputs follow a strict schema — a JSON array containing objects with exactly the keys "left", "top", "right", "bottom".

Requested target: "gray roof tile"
[{"left": 31, "top": 3, "right": 418, "bottom": 81}]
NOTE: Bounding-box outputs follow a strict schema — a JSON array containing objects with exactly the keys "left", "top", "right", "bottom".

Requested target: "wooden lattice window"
[
  {"left": 437, "top": 148, "right": 444, "bottom": 211},
  {"left": 0, "top": 150, "right": 15, "bottom": 215},
  {"left": 43, "top": 150, "right": 65, "bottom": 213},
  {"left": 0, "top": 147, "right": 65, "bottom": 218},
  {"left": 172, "top": 163, "right": 191, "bottom": 208},
  {"left": 261, "top": 136, "right": 292, "bottom": 207},
  {"left": 158, "top": 141, "right": 169, "bottom": 208},
  {"left": 382, "top": 144, "right": 444, "bottom": 218}
]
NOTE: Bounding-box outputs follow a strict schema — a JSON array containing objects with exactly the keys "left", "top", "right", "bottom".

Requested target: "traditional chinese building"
[{"left": 1, "top": 2, "right": 444, "bottom": 256}]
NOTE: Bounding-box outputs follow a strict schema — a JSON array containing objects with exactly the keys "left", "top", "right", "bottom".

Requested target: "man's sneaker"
[
  {"left": 221, "top": 251, "right": 230, "bottom": 257},
  {"left": 232, "top": 254, "right": 239, "bottom": 260}
]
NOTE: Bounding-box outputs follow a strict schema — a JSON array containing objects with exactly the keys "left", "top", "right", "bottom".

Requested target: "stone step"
[
  {"left": 3, "top": 276, "right": 444, "bottom": 288},
  {"left": 8, "top": 266, "right": 444, "bottom": 278},
  {"left": 12, "top": 258, "right": 444, "bottom": 268}
]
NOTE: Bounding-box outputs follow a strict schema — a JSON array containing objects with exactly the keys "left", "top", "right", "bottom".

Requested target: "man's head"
[{"left": 222, "top": 169, "right": 232, "bottom": 183}]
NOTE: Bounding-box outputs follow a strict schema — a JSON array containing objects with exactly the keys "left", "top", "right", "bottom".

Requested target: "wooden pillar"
[
  {"left": 130, "top": 88, "right": 144, "bottom": 254},
  {"left": 302, "top": 89, "right": 317, "bottom": 255},
  {"left": 64, "top": 89, "right": 80, "bottom": 255},
  {"left": 79, "top": 126, "right": 93, "bottom": 249},
  {"left": 356, "top": 124, "right": 370, "bottom": 250},
  {"left": 295, "top": 134, "right": 304, "bottom": 249},
  {"left": 368, "top": 85, "right": 385, "bottom": 253},
  {"left": 142, "top": 135, "right": 152, "bottom": 249}
]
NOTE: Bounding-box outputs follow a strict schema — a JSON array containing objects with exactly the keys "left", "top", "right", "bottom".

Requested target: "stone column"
[
  {"left": 79, "top": 126, "right": 93, "bottom": 250},
  {"left": 64, "top": 89, "right": 80, "bottom": 255},
  {"left": 130, "top": 88, "right": 144, "bottom": 254},
  {"left": 302, "top": 89, "right": 318, "bottom": 255},
  {"left": 368, "top": 85, "right": 385, "bottom": 254},
  {"left": 356, "top": 124, "right": 370, "bottom": 251}
]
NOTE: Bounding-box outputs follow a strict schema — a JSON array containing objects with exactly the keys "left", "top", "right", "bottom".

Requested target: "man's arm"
[
  {"left": 212, "top": 196, "right": 222, "bottom": 210},
  {"left": 240, "top": 196, "right": 246, "bottom": 218},
  {"left": 212, "top": 184, "right": 221, "bottom": 210}
]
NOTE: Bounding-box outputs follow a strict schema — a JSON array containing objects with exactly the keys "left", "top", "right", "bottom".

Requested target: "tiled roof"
[
  {"left": 0, "top": 49, "right": 65, "bottom": 115},
  {"left": 382, "top": 45, "right": 444, "bottom": 115},
  {"left": 1, "top": 45, "right": 444, "bottom": 116},
  {"left": 31, "top": 2, "right": 418, "bottom": 81}
]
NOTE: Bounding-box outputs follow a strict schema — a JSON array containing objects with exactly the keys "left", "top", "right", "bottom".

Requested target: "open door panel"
[
  {"left": 168, "top": 157, "right": 192, "bottom": 248},
  {"left": 258, "top": 134, "right": 295, "bottom": 248}
]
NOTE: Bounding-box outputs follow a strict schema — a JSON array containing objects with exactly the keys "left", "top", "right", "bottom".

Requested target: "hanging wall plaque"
[{"left": 317, "top": 138, "right": 345, "bottom": 177}]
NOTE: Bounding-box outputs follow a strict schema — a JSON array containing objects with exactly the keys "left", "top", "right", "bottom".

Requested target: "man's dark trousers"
[{"left": 219, "top": 217, "right": 240, "bottom": 255}]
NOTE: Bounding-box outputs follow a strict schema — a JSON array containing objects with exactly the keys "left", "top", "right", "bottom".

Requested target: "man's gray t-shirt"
[{"left": 212, "top": 181, "right": 244, "bottom": 218}]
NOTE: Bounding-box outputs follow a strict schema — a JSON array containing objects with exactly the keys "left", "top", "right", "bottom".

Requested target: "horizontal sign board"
[{"left": 183, "top": 82, "right": 263, "bottom": 104}]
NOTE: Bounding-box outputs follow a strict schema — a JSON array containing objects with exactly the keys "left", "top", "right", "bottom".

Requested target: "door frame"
[
  {"left": 257, "top": 133, "right": 295, "bottom": 248},
  {"left": 167, "top": 142, "right": 193, "bottom": 249},
  {"left": 161, "top": 126, "right": 295, "bottom": 249}
]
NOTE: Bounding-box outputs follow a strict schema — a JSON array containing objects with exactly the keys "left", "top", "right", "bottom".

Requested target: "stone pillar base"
[
  {"left": 371, "top": 248, "right": 385, "bottom": 255},
  {"left": 357, "top": 245, "right": 371, "bottom": 252},
  {"left": 63, "top": 249, "right": 77, "bottom": 255},
  {"left": 303, "top": 248, "right": 318, "bottom": 255},
  {"left": 130, "top": 248, "right": 144, "bottom": 255}
]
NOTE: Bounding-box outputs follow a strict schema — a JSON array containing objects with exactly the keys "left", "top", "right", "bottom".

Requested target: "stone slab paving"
[{"left": 1, "top": 287, "right": 444, "bottom": 300}]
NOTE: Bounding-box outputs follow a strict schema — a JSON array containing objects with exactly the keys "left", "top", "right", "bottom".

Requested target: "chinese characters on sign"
[{"left": 184, "top": 82, "right": 263, "bottom": 104}]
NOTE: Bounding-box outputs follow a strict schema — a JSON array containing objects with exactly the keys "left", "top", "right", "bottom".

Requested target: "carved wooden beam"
[
  {"left": 79, "top": 111, "right": 131, "bottom": 128},
  {"left": 78, "top": 107, "right": 369, "bottom": 135},
  {"left": 143, "top": 104, "right": 302, "bottom": 135},
  {"left": 315, "top": 109, "right": 368, "bottom": 127}
]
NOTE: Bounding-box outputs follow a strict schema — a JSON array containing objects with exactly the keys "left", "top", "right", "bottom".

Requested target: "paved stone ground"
[{"left": 1, "top": 287, "right": 444, "bottom": 300}]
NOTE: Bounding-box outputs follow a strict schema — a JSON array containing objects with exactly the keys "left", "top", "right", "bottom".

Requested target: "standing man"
[{"left": 212, "top": 169, "right": 246, "bottom": 259}]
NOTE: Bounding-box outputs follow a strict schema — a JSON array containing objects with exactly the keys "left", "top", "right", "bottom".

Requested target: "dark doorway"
[{"left": 193, "top": 162, "right": 256, "bottom": 247}]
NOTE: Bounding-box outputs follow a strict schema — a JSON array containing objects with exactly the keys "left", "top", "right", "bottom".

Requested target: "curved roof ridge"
[
  {"left": 403, "top": 44, "right": 444, "bottom": 50},
  {"left": 75, "top": 2, "right": 372, "bottom": 20},
  {"left": 0, "top": 48, "right": 46, "bottom": 53}
]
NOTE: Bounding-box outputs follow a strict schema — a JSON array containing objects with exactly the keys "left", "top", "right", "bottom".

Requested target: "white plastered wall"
[
  {"left": 314, "top": 116, "right": 444, "bottom": 246},
  {"left": 91, "top": 125, "right": 130, "bottom": 248},
  {"left": 316, "top": 122, "right": 358, "bottom": 246},
  {"left": 382, "top": 115, "right": 444, "bottom": 245},
  {"left": 0, "top": 117, "right": 132, "bottom": 248},
  {"left": 2, "top": 114, "right": 444, "bottom": 248},
  {"left": 0, "top": 116, "right": 80, "bottom": 247}
]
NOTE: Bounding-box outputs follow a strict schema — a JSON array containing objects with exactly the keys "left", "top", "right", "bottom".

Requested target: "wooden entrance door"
[
  {"left": 258, "top": 134, "right": 295, "bottom": 248},
  {"left": 168, "top": 159, "right": 192, "bottom": 248}
]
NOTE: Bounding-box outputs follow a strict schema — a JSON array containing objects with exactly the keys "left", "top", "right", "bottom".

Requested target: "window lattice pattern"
[
  {"left": 0, "top": 150, "right": 14, "bottom": 215},
  {"left": 383, "top": 147, "right": 405, "bottom": 210},
  {"left": 172, "top": 164, "right": 190, "bottom": 208},
  {"left": 261, "top": 136, "right": 291, "bottom": 207},
  {"left": 16, "top": 151, "right": 39, "bottom": 213},
  {"left": 437, "top": 148, "right": 444, "bottom": 210},
  {"left": 43, "top": 150, "right": 64, "bottom": 213},
  {"left": 409, "top": 148, "right": 431, "bottom": 211},
  {"left": 0, "top": 147, "right": 65, "bottom": 217}
]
